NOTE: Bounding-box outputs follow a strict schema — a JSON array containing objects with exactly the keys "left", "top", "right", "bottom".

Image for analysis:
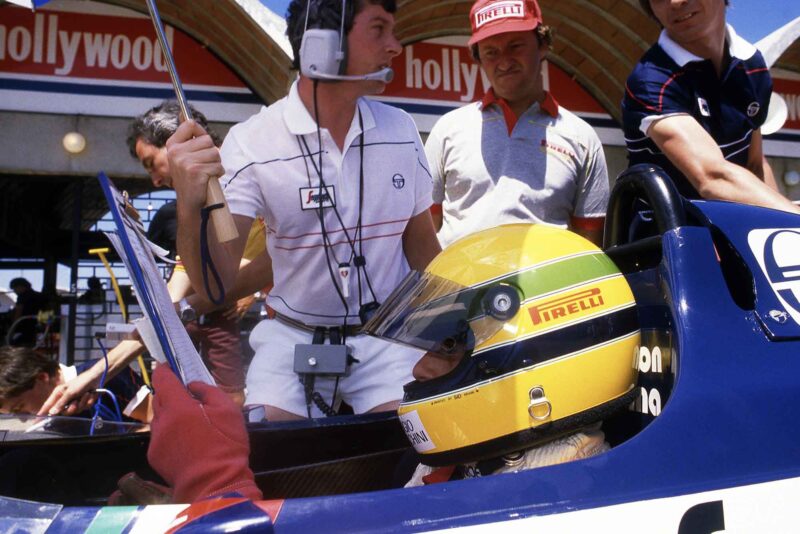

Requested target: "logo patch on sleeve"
[
  {"left": 697, "top": 97, "right": 711, "bottom": 117},
  {"left": 300, "top": 186, "right": 336, "bottom": 210}
]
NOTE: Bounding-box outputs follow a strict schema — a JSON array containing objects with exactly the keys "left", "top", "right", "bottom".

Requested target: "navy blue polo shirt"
[{"left": 622, "top": 26, "right": 772, "bottom": 199}]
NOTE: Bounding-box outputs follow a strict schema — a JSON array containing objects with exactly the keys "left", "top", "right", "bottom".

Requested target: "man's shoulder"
[
  {"left": 222, "top": 99, "right": 290, "bottom": 162},
  {"left": 552, "top": 106, "right": 602, "bottom": 145},
  {"left": 228, "top": 102, "right": 284, "bottom": 137},
  {"left": 365, "top": 99, "right": 417, "bottom": 128},
  {"left": 429, "top": 102, "right": 482, "bottom": 134},
  {"left": 741, "top": 49, "right": 770, "bottom": 80},
  {"left": 627, "top": 44, "right": 681, "bottom": 88}
]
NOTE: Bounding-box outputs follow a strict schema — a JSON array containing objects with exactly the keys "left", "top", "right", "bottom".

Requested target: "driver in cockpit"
[
  {"left": 366, "top": 224, "right": 641, "bottom": 484},
  {"left": 144, "top": 224, "right": 641, "bottom": 503}
]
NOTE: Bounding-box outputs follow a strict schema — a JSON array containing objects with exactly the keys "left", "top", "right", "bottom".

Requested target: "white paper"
[
  {"left": 102, "top": 181, "right": 215, "bottom": 386},
  {"left": 131, "top": 316, "right": 166, "bottom": 364}
]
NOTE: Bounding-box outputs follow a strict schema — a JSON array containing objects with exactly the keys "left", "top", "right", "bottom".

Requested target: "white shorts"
[{"left": 246, "top": 318, "right": 422, "bottom": 418}]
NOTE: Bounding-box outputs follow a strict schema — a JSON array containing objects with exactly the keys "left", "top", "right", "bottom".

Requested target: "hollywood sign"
[
  {"left": 0, "top": 6, "right": 243, "bottom": 87},
  {"left": 0, "top": 13, "right": 171, "bottom": 77},
  {"left": 779, "top": 92, "right": 800, "bottom": 130},
  {"left": 383, "top": 38, "right": 605, "bottom": 116}
]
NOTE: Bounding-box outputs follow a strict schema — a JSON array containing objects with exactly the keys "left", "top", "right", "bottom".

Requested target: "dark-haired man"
[
  {"left": 0, "top": 346, "right": 147, "bottom": 422},
  {"left": 39, "top": 103, "right": 268, "bottom": 416},
  {"left": 165, "top": 0, "right": 440, "bottom": 422},
  {"left": 427, "top": 0, "right": 610, "bottom": 247},
  {"left": 623, "top": 0, "right": 799, "bottom": 213}
]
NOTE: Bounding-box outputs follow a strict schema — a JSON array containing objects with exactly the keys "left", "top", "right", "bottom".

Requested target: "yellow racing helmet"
[{"left": 365, "top": 224, "right": 640, "bottom": 466}]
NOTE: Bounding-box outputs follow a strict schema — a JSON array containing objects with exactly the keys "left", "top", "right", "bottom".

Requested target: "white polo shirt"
[
  {"left": 426, "top": 91, "right": 609, "bottom": 248},
  {"left": 220, "top": 81, "right": 433, "bottom": 325}
]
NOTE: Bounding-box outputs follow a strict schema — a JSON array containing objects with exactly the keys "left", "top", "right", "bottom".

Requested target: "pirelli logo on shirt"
[
  {"left": 540, "top": 139, "right": 576, "bottom": 161},
  {"left": 299, "top": 186, "right": 336, "bottom": 210},
  {"left": 474, "top": 0, "right": 524, "bottom": 29}
]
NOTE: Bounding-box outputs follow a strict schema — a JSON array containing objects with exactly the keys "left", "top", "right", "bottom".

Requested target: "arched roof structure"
[
  {"left": 777, "top": 40, "right": 800, "bottom": 74},
  {"left": 102, "top": 0, "right": 294, "bottom": 104},
  {"left": 763, "top": 17, "right": 800, "bottom": 74},
  {"left": 98, "top": 0, "right": 661, "bottom": 122}
]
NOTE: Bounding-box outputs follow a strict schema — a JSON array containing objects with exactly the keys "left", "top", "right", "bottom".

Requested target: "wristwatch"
[{"left": 178, "top": 298, "right": 197, "bottom": 323}]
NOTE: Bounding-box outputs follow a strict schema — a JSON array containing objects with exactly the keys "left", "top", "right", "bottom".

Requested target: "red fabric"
[
  {"left": 185, "top": 311, "right": 245, "bottom": 393},
  {"left": 481, "top": 89, "right": 559, "bottom": 135},
  {"left": 569, "top": 216, "right": 605, "bottom": 232},
  {"left": 148, "top": 366, "right": 262, "bottom": 503},
  {"left": 468, "top": 0, "right": 543, "bottom": 46},
  {"left": 430, "top": 203, "right": 443, "bottom": 216},
  {"left": 540, "top": 91, "right": 559, "bottom": 118},
  {"left": 422, "top": 466, "right": 456, "bottom": 485}
]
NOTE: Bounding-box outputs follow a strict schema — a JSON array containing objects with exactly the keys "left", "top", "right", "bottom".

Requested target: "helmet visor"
[{"left": 364, "top": 270, "right": 509, "bottom": 355}]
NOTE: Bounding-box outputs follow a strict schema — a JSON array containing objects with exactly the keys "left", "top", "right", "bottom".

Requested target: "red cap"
[{"left": 468, "top": 0, "right": 543, "bottom": 46}]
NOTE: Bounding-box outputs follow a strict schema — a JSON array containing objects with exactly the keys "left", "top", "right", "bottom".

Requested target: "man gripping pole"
[{"left": 144, "top": 0, "right": 239, "bottom": 245}]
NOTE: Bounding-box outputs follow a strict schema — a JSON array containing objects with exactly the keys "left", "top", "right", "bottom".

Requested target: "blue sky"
[{"left": 259, "top": 0, "right": 800, "bottom": 44}]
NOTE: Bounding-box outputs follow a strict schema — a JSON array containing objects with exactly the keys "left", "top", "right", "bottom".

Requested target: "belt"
[{"left": 273, "top": 311, "right": 363, "bottom": 337}]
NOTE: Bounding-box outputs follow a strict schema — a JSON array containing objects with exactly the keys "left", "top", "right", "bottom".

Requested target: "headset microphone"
[
  {"left": 306, "top": 67, "right": 394, "bottom": 84},
  {"left": 300, "top": 1, "right": 394, "bottom": 85}
]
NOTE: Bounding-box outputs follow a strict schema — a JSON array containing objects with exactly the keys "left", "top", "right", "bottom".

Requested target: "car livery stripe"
[{"left": 85, "top": 506, "right": 140, "bottom": 533}]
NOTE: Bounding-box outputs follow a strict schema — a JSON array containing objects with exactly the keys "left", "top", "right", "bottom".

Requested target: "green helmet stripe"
[
  {"left": 447, "top": 252, "right": 621, "bottom": 312},
  {"left": 510, "top": 252, "right": 621, "bottom": 299}
]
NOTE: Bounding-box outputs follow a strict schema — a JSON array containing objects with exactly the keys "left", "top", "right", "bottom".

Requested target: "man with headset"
[{"left": 165, "top": 0, "right": 440, "bottom": 422}]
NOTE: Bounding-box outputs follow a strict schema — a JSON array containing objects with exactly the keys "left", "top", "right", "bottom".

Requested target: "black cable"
[
  {"left": 355, "top": 116, "right": 365, "bottom": 309},
  {"left": 308, "top": 80, "right": 351, "bottom": 334},
  {"left": 301, "top": 373, "right": 338, "bottom": 417},
  {"left": 331, "top": 376, "right": 340, "bottom": 407},
  {"left": 312, "top": 390, "right": 338, "bottom": 417},
  {"left": 199, "top": 203, "right": 226, "bottom": 306},
  {"left": 355, "top": 112, "right": 378, "bottom": 304},
  {"left": 299, "top": 98, "right": 380, "bottom": 332}
]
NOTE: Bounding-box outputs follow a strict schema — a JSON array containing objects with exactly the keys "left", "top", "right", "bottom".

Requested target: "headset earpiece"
[
  {"left": 300, "top": 0, "right": 349, "bottom": 80},
  {"left": 300, "top": 29, "right": 346, "bottom": 79}
]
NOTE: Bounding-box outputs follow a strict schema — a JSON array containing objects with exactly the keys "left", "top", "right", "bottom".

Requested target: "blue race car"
[{"left": 2, "top": 164, "right": 800, "bottom": 532}]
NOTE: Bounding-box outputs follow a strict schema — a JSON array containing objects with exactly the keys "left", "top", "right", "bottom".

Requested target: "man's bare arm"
[
  {"left": 431, "top": 205, "right": 443, "bottom": 232},
  {"left": 187, "top": 251, "right": 273, "bottom": 316},
  {"left": 649, "top": 115, "right": 799, "bottom": 214},
  {"left": 167, "top": 120, "right": 252, "bottom": 300},
  {"left": 746, "top": 129, "right": 779, "bottom": 191},
  {"left": 38, "top": 339, "right": 145, "bottom": 416},
  {"left": 166, "top": 269, "right": 193, "bottom": 303},
  {"left": 402, "top": 209, "right": 442, "bottom": 271}
]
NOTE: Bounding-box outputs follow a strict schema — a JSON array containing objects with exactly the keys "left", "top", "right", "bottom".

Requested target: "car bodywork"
[{"left": 2, "top": 165, "right": 800, "bottom": 532}]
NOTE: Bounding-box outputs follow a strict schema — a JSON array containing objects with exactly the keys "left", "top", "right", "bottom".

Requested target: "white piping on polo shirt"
[{"left": 640, "top": 112, "right": 689, "bottom": 137}]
